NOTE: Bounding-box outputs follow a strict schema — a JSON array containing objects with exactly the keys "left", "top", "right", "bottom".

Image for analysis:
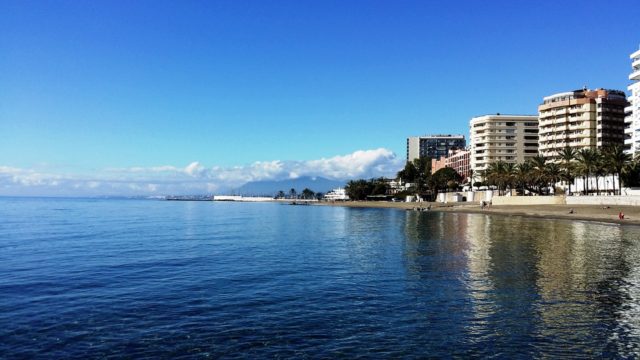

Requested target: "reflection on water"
[
  {"left": 3, "top": 199, "right": 640, "bottom": 358},
  {"left": 402, "top": 211, "right": 640, "bottom": 357}
]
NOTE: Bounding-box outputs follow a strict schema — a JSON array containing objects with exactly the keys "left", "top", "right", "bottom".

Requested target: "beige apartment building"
[
  {"left": 538, "top": 88, "right": 627, "bottom": 159},
  {"left": 470, "top": 114, "right": 539, "bottom": 177}
]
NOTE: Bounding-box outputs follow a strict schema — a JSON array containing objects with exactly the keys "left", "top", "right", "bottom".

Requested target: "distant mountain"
[{"left": 233, "top": 176, "right": 345, "bottom": 196}]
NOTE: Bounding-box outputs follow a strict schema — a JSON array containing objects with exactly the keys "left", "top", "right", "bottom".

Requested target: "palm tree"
[
  {"left": 576, "top": 148, "right": 598, "bottom": 195},
  {"left": 593, "top": 150, "right": 605, "bottom": 195},
  {"left": 622, "top": 156, "right": 640, "bottom": 189},
  {"left": 486, "top": 161, "right": 511, "bottom": 195},
  {"left": 529, "top": 155, "right": 548, "bottom": 194},
  {"left": 515, "top": 162, "right": 532, "bottom": 195},
  {"left": 557, "top": 147, "right": 577, "bottom": 194},
  {"left": 503, "top": 162, "right": 517, "bottom": 194},
  {"left": 602, "top": 145, "right": 631, "bottom": 195},
  {"left": 545, "top": 163, "right": 562, "bottom": 194},
  {"left": 289, "top": 188, "right": 297, "bottom": 199}
]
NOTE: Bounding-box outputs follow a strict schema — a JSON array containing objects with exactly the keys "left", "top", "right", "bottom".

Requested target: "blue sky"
[{"left": 1, "top": 0, "right": 639, "bottom": 195}]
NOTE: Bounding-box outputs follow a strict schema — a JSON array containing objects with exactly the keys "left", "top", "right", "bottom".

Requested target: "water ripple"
[{"left": 2, "top": 198, "right": 640, "bottom": 357}]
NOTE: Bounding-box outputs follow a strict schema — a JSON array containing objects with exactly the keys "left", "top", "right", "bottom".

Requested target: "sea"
[{"left": 2, "top": 197, "right": 640, "bottom": 358}]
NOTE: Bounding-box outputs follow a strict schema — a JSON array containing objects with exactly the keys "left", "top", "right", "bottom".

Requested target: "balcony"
[
  {"left": 569, "top": 114, "right": 593, "bottom": 122},
  {"left": 630, "top": 69, "right": 640, "bottom": 81}
]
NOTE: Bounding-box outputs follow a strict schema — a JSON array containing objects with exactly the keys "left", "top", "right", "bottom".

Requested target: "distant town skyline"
[{"left": 1, "top": 1, "right": 639, "bottom": 195}]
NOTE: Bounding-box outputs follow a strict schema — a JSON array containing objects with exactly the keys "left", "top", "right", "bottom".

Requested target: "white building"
[
  {"left": 624, "top": 48, "right": 640, "bottom": 156},
  {"left": 324, "top": 188, "right": 349, "bottom": 201},
  {"left": 469, "top": 114, "right": 539, "bottom": 178}
]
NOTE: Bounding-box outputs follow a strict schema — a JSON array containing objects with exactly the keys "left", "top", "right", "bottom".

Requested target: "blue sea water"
[{"left": 2, "top": 197, "right": 640, "bottom": 358}]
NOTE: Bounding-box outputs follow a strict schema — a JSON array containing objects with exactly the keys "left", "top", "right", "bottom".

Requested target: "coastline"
[{"left": 316, "top": 201, "right": 640, "bottom": 226}]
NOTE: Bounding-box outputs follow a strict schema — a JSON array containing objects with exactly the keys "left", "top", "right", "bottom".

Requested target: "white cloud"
[
  {"left": 184, "top": 162, "right": 205, "bottom": 176},
  {"left": 0, "top": 148, "right": 403, "bottom": 196}
]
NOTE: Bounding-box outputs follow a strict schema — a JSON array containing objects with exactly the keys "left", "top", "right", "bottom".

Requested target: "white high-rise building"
[{"left": 624, "top": 48, "right": 640, "bottom": 156}]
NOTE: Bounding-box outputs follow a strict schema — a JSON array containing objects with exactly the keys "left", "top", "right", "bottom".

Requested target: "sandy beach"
[{"left": 317, "top": 201, "right": 640, "bottom": 226}]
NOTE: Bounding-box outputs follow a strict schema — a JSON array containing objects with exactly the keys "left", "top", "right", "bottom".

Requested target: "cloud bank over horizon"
[{"left": 0, "top": 148, "right": 403, "bottom": 197}]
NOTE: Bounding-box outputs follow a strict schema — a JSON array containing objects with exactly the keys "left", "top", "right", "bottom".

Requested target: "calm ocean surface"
[{"left": 2, "top": 197, "right": 640, "bottom": 358}]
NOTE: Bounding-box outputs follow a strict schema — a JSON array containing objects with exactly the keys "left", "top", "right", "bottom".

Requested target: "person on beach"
[
  {"left": 481, "top": 201, "right": 485, "bottom": 210},
  {"left": 619, "top": 212, "right": 625, "bottom": 220}
]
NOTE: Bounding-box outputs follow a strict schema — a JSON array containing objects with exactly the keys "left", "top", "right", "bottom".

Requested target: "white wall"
[
  {"left": 566, "top": 196, "right": 640, "bottom": 206},
  {"left": 567, "top": 175, "right": 620, "bottom": 194},
  {"left": 492, "top": 195, "right": 565, "bottom": 206}
]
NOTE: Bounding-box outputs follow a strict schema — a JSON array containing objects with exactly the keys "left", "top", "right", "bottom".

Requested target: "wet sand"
[{"left": 317, "top": 201, "right": 640, "bottom": 226}]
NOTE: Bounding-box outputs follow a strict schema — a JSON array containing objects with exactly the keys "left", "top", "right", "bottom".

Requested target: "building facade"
[
  {"left": 445, "top": 148, "right": 471, "bottom": 181},
  {"left": 431, "top": 156, "right": 447, "bottom": 174},
  {"left": 470, "top": 114, "right": 539, "bottom": 177},
  {"left": 625, "top": 49, "right": 640, "bottom": 156},
  {"left": 538, "top": 88, "right": 627, "bottom": 159},
  {"left": 431, "top": 148, "right": 471, "bottom": 181},
  {"left": 406, "top": 134, "right": 466, "bottom": 162}
]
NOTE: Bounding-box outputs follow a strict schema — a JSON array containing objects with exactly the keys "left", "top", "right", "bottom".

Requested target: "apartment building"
[
  {"left": 446, "top": 148, "right": 471, "bottom": 181},
  {"left": 538, "top": 88, "right": 627, "bottom": 159},
  {"left": 470, "top": 114, "right": 539, "bottom": 177},
  {"left": 431, "top": 148, "right": 471, "bottom": 181},
  {"left": 431, "top": 156, "right": 447, "bottom": 173},
  {"left": 624, "top": 48, "right": 640, "bottom": 156},
  {"left": 406, "top": 134, "right": 465, "bottom": 162}
]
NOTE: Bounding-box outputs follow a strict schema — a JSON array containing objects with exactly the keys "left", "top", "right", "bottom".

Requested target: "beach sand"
[{"left": 317, "top": 201, "right": 640, "bottom": 226}]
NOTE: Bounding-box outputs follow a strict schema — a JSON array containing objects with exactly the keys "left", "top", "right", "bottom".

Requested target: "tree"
[
  {"left": 301, "top": 188, "right": 315, "bottom": 199},
  {"left": 515, "top": 162, "right": 533, "bottom": 195},
  {"left": 344, "top": 179, "right": 373, "bottom": 201},
  {"left": 528, "top": 155, "right": 548, "bottom": 194},
  {"left": 275, "top": 190, "right": 285, "bottom": 199},
  {"left": 558, "top": 146, "right": 577, "bottom": 194},
  {"left": 576, "top": 148, "right": 599, "bottom": 195},
  {"left": 602, "top": 145, "right": 630, "bottom": 195},
  {"left": 622, "top": 157, "right": 640, "bottom": 188},
  {"left": 370, "top": 178, "right": 389, "bottom": 195},
  {"left": 545, "top": 163, "right": 562, "bottom": 194},
  {"left": 412, "top": 157, "right": 433, "bottom": 194},
  {"left": 396, "top": 156, "right": 432, "bottom": 196},
  {"left": 485, "top": 161, "right": 515, "bottom": 195},
  {"left": 289, "top": 188, "right": 297, "bottom": 199},
  {"left": 430, "top": 168, "right": 462, "bottom": 194},
  {"left": 397, "top": 161, "right": 418, "bottom": 183}
]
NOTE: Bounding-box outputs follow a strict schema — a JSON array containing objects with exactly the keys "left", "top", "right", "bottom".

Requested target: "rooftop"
[
  {"left": 470, "top": 114, "right": 538, "bottom": 122},
  {"left": 542, "top": 88, "right": 626, "bottom": 104},
  {"left": 409, "top": 134, "right": 466, "bottom": 139}
]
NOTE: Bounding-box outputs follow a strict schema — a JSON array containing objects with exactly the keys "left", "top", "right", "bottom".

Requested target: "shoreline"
[{"left": 316, "top": 201, "right": 640, "bottom": 226}]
